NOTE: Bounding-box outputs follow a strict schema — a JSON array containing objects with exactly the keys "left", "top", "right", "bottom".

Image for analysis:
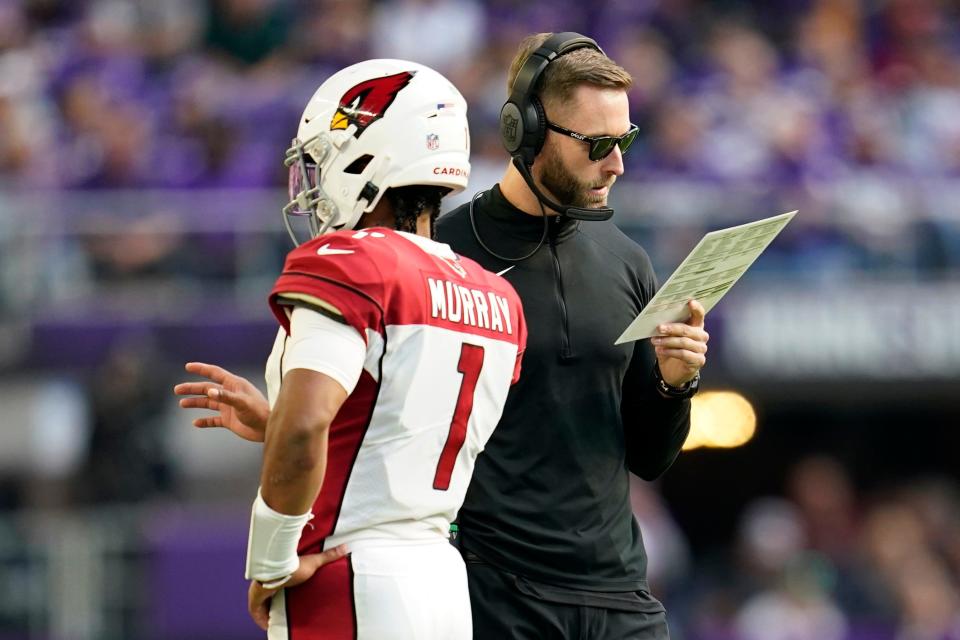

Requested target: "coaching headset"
[{"left": 498, "top": 32, "right": 614, "bottom": 222}]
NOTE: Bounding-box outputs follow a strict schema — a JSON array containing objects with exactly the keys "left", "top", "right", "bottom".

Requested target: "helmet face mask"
[
  {"left": 281, "top": 60, "right": 471, "bottom": 246},
  {"left": 283, "top": 134, "right": 333, "bottom": 244}
]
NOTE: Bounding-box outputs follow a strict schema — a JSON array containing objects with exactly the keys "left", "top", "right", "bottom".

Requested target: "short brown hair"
[{"left": 507, "top": 33, "right": 632, "bottom": 111}]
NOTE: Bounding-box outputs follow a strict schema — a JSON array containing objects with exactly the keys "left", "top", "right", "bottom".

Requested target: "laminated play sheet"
[{"left": 615, "top": 211, "right": 797, "bottom": 344}]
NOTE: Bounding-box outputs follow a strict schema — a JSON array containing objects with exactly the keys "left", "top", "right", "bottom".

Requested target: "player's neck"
[{"left": 355, "top": 208, "right": 432, "bottom": 238}]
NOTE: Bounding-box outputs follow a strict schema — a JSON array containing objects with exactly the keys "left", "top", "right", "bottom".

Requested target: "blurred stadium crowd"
[
  {"left": 0, "top": 0, "right": 959, "bottom": 638},
  {"left": 638, "top": 457, "right": 960, "bottom": 640},
  {"left": 0, "top": 0, "right": 958, "bottom": 317},
  {"left": 2, "top": 0, "right": 960, "bottom": 189}
]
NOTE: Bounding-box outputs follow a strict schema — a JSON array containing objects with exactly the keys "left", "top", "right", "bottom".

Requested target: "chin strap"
[{"left": 511, "top": 156, "right": 614, "bottom": 222}]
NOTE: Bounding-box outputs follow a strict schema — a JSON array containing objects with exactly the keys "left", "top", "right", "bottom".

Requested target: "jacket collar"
[{"left": 478, "top": 185, "right": 581, "bottom": 243}]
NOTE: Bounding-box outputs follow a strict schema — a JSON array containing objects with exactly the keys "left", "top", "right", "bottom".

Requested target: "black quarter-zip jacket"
[{"left": 435, "top": 185, "right": 691, "bottom": 593}]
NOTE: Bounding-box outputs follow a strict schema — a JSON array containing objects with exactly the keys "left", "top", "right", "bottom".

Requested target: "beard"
[{"left": 538, "top": 151, "right": 613, "bottom": 209}]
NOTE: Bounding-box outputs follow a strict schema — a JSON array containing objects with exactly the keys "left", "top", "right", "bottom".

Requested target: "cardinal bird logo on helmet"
[{"left": 330, "top": 71, "right": 416, "bottom": 138}]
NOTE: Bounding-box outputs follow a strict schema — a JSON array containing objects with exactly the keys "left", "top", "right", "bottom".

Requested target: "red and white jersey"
[{"left": 264, "top": 227, "right": 526, "bottom": 555}]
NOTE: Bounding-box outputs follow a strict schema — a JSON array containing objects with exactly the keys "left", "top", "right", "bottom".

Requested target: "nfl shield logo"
[
  {"left": 501, "top": 113, "right": 519, "bottom": 146},
  {"left": 426, "top": 133, "right": 440, "bottom": 150}
]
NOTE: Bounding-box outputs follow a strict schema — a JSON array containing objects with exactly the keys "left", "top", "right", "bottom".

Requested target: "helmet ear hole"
[{"left": 344, "top": 154, "right": 374, "bottom": 174}]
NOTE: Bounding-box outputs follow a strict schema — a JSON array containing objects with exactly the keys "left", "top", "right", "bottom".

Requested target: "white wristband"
[{"left": 244, "top": 489, "right": 314, "bottom": 588}]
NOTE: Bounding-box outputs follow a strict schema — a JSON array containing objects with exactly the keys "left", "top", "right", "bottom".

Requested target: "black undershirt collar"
[{"left": 482, "top": 185, "right": 581, "bottom": 243}]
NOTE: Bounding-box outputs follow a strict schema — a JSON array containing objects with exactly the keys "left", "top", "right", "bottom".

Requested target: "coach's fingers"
[
  {"left": 651, "top": 336, "right": 708, "bottom": 354},
  {"left": 656, "top": 322, "right": 709, "bottom": 343}
]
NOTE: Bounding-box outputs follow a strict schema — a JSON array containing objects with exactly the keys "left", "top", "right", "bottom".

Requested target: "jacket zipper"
[{"left": 548, "top": 234, "right": 573, "bottom": 359}]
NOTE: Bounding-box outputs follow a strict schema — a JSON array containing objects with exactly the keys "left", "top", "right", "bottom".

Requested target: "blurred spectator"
[
  {"left": 74, "top": 334, "right": 175, "bottom": 504},
  {"left": 203, "top": 0, "right": 292, "bottom": 66},
  {"left": 80, "top": 211, "right": 188, "bottom": 283},
  {"left": 286, "top": 0, "right": 372, "bottom": 69},
  {"left": 630, "top": 475, "right": 691, "bottom": 596},
  {"left": 788, "top": 456, "right": 859, "bottom": 560},
  {"left": 369, "top": 0, "right": 485, "bottom": 72},
  {"left": 789, "top": 456, "right": 895, "bottom": 623},
  {"left": 862, "top": 482, "right": 960, "bottom": 639},
  {"left": 893, "top": 552, "right": 960, "bottom": 640},
  {"left": 735, "top": 498, "right": 807, "bottom": 588},
  {"left": 903, "top": 480, "right": 960, "bottom": 579},
  {"left": 734, "top": 552, "right": 849, "bottom": 640}
]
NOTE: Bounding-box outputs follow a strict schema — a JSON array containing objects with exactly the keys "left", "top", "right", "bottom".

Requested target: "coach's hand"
[
  {"left": 248, "top": 545, "right": 349, "bottom": 630},
  {"left": 174, "top": 362, "right": 271, "bottom": 442},
  {"left": 652, "top": 299, "right": 709, "bottom": 387}
]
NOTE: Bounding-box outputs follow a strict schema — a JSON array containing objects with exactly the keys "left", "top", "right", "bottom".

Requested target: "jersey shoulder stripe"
[{"left": 270, "top": 229, "right": 398, "bottom": 339}]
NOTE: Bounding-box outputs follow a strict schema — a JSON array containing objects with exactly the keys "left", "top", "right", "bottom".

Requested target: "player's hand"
[
  {"left": 174, "top": 362, "right": 271, "bottom": 442},
  {"left": 247, "top": 545, "right": 349, "bottom": 630},
  {"left": 652, "top": 299, "right": 708, "bottom": 387}
]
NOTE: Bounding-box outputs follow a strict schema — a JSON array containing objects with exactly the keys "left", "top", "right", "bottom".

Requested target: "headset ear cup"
[
  {"left": 531, "top": 97, "right": 547, "bottom": 157},
  {"left": 499, "top": 101, "right": 525, "bottom": 155}
]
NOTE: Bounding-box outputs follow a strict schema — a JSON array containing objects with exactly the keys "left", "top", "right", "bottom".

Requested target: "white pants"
[{"left": 268, "top": 539, "right": 471, "bottom": 639}]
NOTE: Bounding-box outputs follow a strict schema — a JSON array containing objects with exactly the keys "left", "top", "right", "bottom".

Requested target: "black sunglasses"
[{"left": 545, "top": 121, "right": 639, "bottom": 161}]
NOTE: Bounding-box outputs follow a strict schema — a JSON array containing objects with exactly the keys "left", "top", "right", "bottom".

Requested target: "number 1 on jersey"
[{"left": 433, "top": 343, "right": 485, "bottom": 491}]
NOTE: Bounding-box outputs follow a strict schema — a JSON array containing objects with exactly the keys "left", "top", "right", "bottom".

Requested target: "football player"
[{"left": 178, "top": 59, "right": 526, "bottom": 639}]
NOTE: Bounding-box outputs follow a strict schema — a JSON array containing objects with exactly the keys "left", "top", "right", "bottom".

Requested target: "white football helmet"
[{"left": 283, "top": 59, "right": 471, "bottom": 243}]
